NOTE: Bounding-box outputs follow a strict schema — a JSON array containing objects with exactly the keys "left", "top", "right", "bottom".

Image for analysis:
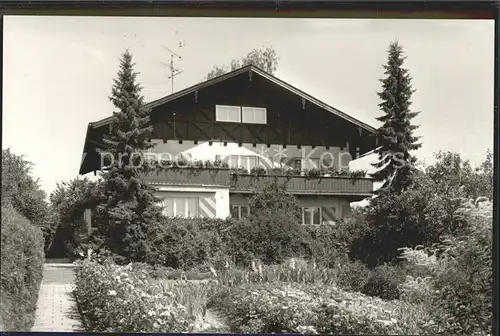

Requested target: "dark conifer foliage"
[
  {"left": 371, "top": 41, "right": 421, "bottom": 194},
  {"left": 96, "top": 49, "right": 163, "bottom": 261}
]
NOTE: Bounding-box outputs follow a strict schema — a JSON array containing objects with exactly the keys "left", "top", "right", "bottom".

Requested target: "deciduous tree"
[{"left": 206, "top": 46, "right": 279, "bottom": 80}]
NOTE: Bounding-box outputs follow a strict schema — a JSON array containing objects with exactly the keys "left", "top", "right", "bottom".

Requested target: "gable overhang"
[{"left": 79, "top": 65, "right": 377, "bottom": 175}]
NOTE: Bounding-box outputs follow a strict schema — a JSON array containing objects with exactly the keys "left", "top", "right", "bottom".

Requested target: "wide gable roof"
[
  {"left": 90, "top": 64, "right": 376, "bottom": 133},
  {"left": 79, "top": 64, "right": 378, "bottom": 174}
]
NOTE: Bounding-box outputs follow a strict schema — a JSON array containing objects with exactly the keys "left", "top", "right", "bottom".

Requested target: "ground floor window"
[
  {"left": 162, "top": 197, "right": 199, "bottom": 218},
  {"left": 302, "top": 206, "right": 322, "bottom": 225},
  {"left": 231, "top": 205, "right": 250, "bottom": 220}
]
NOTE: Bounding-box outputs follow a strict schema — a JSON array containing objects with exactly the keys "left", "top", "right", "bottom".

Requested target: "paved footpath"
[{"left": 31, "top": 263, "right": 84, "bottom": 332}]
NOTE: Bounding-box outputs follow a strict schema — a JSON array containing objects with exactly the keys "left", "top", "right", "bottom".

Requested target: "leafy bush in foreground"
[
  {"left": 397, "top": 198, "right": 492, "bottom": 335},
  {"left": 430, "top": 198, "right": 492, "bottom": 335},
  {"left": 74, "top": 260, "right": 229, "bottom": 332},
  {"left": 361, "top": 263, "right": 407, "bottom": 300},
  {"left": 74, "top": 260, "right": 196, "bottom": 332},
  {"left": 0, "top": 202, "right": 45, "bottom": 331},
  {"left": 2, "top": 148, "right": 52, "bottom": 251},
  {"left": 208, "top": 282, "right": 431, "bottom": 334}
]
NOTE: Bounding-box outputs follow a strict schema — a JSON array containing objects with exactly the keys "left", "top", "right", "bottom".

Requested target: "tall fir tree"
[
  {"left": 96, "top": 49, "right": 164, "bottom": 261},
  {"left": 371, "top": 41, "right": 421, "bottom": 194}
]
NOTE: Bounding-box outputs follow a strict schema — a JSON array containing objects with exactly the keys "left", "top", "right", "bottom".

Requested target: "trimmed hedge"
[{"left": 1, "top": 202, "right": 45, "bottom": 331}]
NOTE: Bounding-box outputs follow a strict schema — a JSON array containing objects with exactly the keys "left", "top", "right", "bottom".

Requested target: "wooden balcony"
[{"left": 141, "top": 168, "right": 373, "bottom": 201}]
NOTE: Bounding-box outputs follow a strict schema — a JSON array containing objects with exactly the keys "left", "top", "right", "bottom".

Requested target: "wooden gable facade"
[{"left": 79, "top": 65, "right": 377, "bottom": 175}]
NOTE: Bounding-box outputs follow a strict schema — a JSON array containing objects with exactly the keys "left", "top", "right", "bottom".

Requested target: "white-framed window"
[
  {"left": 231, "top": 205, "right": 250, "bottom": 220},
  {"left": 215, "top": 105, "right": 241, "bottom": 123},
  {"left": 228, "top": 155, "right": 260, "bottom": 171},
  {"left": 162, "top": 197, "right": 199, "bottom": 218},
  {"left": 302, "top": 207, "right": 322, "bottom": 225},
  {"left": 242, "top": 106, "right": 267, "bottom": 124}
]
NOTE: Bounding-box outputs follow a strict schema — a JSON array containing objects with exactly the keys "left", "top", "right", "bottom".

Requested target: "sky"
[{"left": 2, "top": 16, "right": 495, "bottom": 196}]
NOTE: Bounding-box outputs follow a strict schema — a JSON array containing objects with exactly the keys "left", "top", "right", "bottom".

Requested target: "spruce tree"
[
  {"left": 371, "top": 41, "right": 421, "bottom": 194},
  {"left": 96, "top": 49, "right": 163, "bottom": 261}
]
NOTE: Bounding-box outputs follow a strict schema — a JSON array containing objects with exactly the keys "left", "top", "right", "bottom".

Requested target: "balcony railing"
[{"left": 141, "top": 168, "right": 373, "bottom": 200}]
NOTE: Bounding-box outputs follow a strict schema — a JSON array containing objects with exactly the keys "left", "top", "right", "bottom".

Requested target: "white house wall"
[{"left": 154, "top": 186, "right": 230, "bottom": 219}]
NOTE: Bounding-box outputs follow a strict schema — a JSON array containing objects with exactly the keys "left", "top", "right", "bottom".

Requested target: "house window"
[
  {"left": 242, "top": 106, "right": 267, "bottom": 124},
  {"left": 215, "top": 105, "right": 241, "bottom": 123},
  {"left": 230, "top": 155, "right": 239, "bottom": 168},
  {"left": 162, "top": 198, "right": 199, "bottom": 218},
  {"left": 293, "top": 159, "right": 302, "bottom": 170},
  {"left": 302, "top": 207, "right": 322, "bottom": 225},
  {"left": 247, "top": 156, "right": 259, "bottom": 171},
  {"left": 231, "top": 205, "right": 250, "bottom": 220},
  {"left": 228, "top": 155, "right": 260, "bottom": 171}
]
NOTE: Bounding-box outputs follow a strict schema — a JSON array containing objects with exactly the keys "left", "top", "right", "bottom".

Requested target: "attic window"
[
  {"left": 242, "top": 106, "right": 267, "bottom": 124},
  {"left": 215, "top": 105, "right": 241, "bottom": 123}
]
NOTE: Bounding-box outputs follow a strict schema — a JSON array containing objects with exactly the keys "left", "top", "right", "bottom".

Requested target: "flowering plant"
[
  {"left": 208, "top": 282, "right": 432, "bottom": 334},
  {"left": 74, "top": 261, "right": 197, "bottom": 332}
]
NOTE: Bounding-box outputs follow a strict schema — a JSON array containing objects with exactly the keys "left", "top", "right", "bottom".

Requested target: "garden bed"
[
  {"left": 73, "top": 258, "right": 437, "bottom": 334},
  {"left": 74, "top": 261, "right": 227, "bottom": 332}
]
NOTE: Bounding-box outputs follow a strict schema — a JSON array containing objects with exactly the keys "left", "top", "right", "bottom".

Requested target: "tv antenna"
[{"left": 161, "top": 45, "right": 184, "bottom": 94}]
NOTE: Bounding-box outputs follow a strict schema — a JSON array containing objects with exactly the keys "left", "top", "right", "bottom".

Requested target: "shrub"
[
  {"left": 208, "top": 282, "right": 431, "bottom": 334},
  {"left": 145, "top": 217, "right": 235, "bottom": 269},
  {"left": 333, "top": 259, "right": 371, "bottom": 293},
  {"left": 225, "top": 182, "right": 312, "bottom": 265},
  {"left": 361, "top": 264, "right": 407, "bottom": 300},
  {"left": 349, "top": 151, "right": 493, "bottom": 267},
  {"left": 396, "top": 198, "right": 492, "bottom": 335},
  {"left": 228, "top": 208, "right": 310, "bottom": 265},
  {"left": 2, "top": 149, "right": 52, "bottom": 251},
  {"left": 74, "top": 260, "right": 200, "bottom": 332},
  {"left": 398, "top": 246, "right": 438, "bottom": 306},
  {"left": 429, "top": 198, "right": 492, "bottom": 335},
  {"left": 0, "top": 202, "right": 45, "bottom": 331},
  {"left": 304, "top": 219, "right": 366, "bottom": 267},
  {"left": 398, "top": 275, "right": 434, "bottom": 307},
  {"left": 349, "top": 180, "right": 466, "bottom": 267},
  {"left": 248, "top": 181, "right": 301, "bottom": 218},
  {"left": 48, "top": 177, "right": 104, "bottom": 260}
]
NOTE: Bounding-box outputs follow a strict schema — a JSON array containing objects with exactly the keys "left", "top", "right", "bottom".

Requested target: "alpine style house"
[{"left": 79, "top": 65, "right": 377, "bottom": 225}]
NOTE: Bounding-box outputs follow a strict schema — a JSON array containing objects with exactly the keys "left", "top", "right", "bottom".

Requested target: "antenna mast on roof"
[{"left": 160, "top": 43, "right": 185, "bottom": 94}]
